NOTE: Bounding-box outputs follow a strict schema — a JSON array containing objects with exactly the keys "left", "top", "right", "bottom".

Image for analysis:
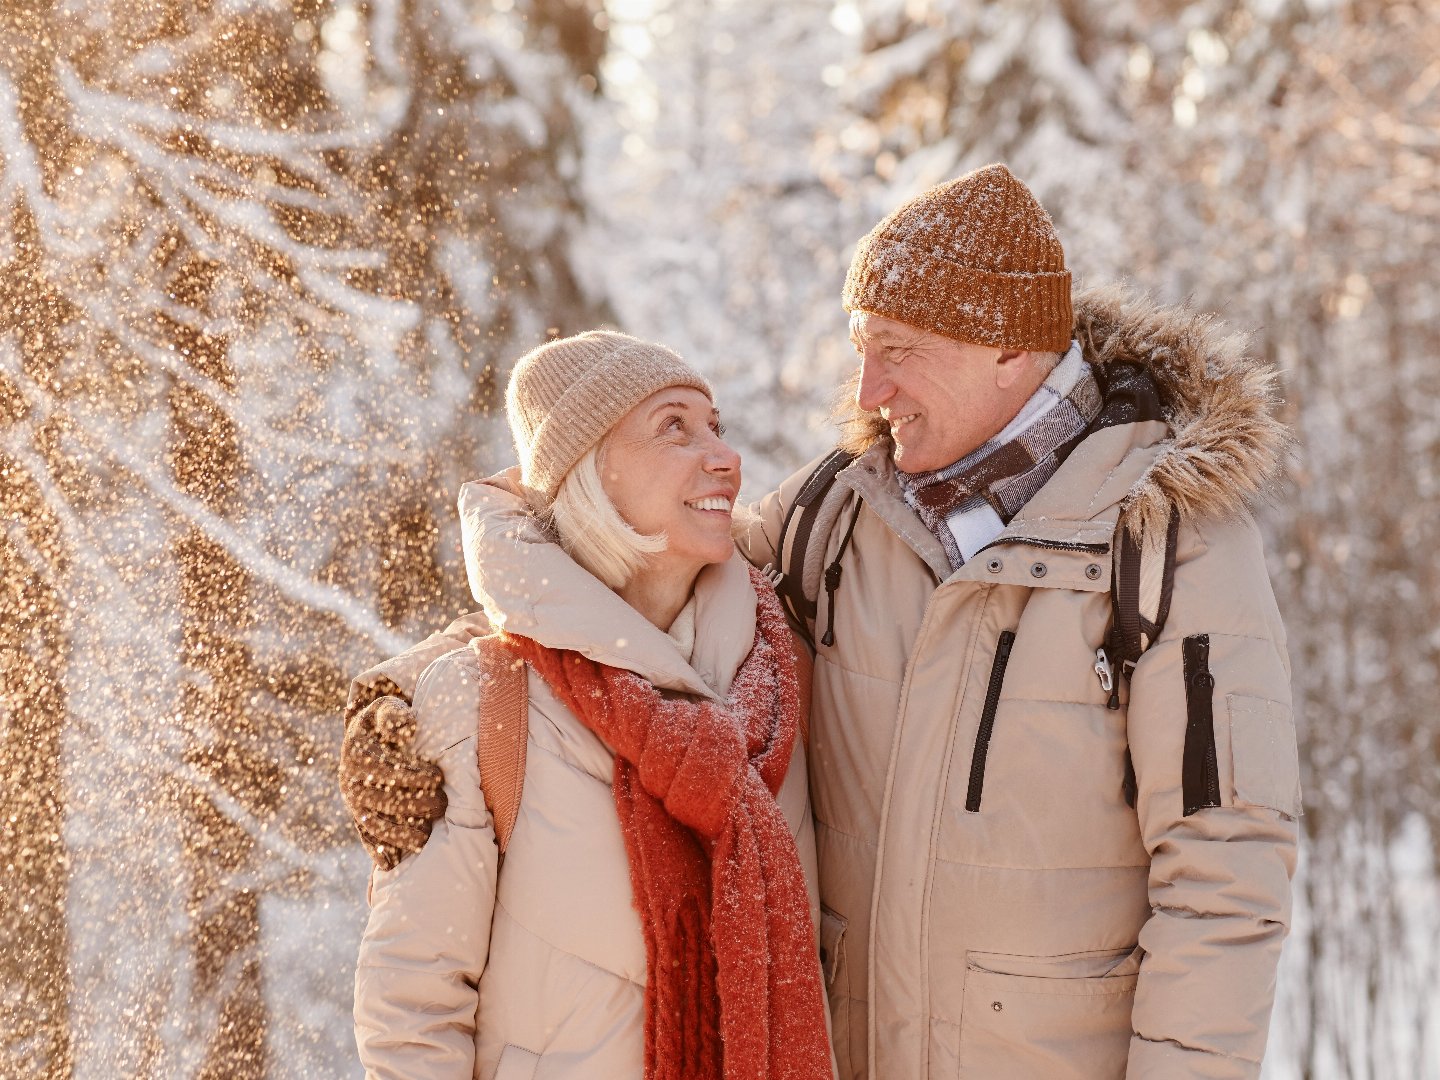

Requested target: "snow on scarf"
[{"left": 501, "top": 565, "right": 831, "bottom": 1080}]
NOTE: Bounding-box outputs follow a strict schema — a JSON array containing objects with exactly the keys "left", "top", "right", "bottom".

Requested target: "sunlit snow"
[{"left": 1, "top": 1, "right": 1436, "bottom": 1078}]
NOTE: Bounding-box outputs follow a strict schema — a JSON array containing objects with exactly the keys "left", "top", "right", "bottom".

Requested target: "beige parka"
[
  {"left": 352, "top": 480, "right": 821, "bottom": 1079},
  {"left": 734, "top": 287, "right": 1301, "bottom": 1080}
]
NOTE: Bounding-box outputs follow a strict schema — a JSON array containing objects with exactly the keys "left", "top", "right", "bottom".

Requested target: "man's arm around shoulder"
[{"left": 341, "top": 613, "right": 489, "bottom": 868}]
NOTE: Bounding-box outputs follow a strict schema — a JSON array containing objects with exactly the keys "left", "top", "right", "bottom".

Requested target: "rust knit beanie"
[
  {"left": 505, "top": 330, "right": 713, "bottom": 501},
  {"left": 843, "top": 163, "right": 1073, "bottom": 352}
]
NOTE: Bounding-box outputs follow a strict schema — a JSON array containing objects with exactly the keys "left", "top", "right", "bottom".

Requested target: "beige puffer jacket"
[
  {"left": 736, "top": 288, "right": 1300, "bottom": 1080},
  {"left": 353, "top": 480, "right": 821, "bottom": 1080}
]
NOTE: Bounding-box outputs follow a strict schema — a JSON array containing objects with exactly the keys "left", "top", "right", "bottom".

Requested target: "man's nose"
[{"left": 856, "top": 348, "right": 894, "bottom": 412}]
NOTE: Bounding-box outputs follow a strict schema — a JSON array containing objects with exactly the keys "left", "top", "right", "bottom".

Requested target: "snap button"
[
  {"left": 1030, "top": 562, "right": 1047, "bottom": 578},
  {"left": 991, "top": 1001, "right": 1004, "bottom": 1012},
  {"left": 1086, "top": 563, "right": 1102, "bottom": 580},
  {"left": 986, "top": 558, "right": 1003, "bottom": 574}
]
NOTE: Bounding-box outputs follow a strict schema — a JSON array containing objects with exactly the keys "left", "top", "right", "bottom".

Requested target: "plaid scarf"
[{"left": 897, "top": 342, "right": 1101, "bottom": 570}]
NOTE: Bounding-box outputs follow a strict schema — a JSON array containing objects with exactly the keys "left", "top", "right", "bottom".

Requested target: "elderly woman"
[{"left": 346, "top": 332, "right": 832, "bottom": 1080}]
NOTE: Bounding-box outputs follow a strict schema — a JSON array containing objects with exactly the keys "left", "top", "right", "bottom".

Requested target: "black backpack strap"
[
  {"left": 1103, "top": 505, "right": 1180, "bottom": 807},
  {"left": 1106, "top": 526, "right": 1145, "bottom": 705},
  {"left": 1102, "top": 506, "right": 1180, "bottom": 704},
  {"left": 819, "top": 498, "right": 864, "bottom": 648},
  {"left": 772, "top": 449, "right": 855, "bottom": 643}
]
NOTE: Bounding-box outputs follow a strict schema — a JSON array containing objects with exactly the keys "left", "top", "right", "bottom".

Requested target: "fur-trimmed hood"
[{"left": 834, "top": 284, "right": 1290, "bottom": 536}]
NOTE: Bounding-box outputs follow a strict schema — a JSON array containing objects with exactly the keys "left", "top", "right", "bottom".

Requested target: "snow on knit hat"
[
  {"left": 843, "top": 163, "right": 1073, "bottom": 352},
  {"left": 505, "top": 330, "right": 713, "bottom": 501}
]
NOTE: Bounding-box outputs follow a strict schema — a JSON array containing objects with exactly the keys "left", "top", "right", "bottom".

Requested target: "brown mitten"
[{"left": 341, "top": 694, "right": 447, "bottom": 870}]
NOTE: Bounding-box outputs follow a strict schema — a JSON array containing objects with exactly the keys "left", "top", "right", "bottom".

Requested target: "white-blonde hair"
[{"left": 548, "top": 442, "right": 666, "bottom": 589}]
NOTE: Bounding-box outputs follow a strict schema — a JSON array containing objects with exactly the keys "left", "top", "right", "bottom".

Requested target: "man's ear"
[{"left": 994, "top": 349, "right": 1031, "bottom": 391}]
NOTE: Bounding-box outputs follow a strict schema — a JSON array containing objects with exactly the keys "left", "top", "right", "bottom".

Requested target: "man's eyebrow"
[{"left": 854, "top": 321, "right": 901, "bottom": 345}]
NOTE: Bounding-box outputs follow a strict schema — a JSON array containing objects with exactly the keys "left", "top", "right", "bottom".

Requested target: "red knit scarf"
[{"left": 502, "top": 566, "right": 831, "bottom": 1080}]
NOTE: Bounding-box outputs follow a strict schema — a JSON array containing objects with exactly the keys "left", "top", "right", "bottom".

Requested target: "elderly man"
[{"left": 342, "top": 164, "right": 1299, "bottom": 1079}]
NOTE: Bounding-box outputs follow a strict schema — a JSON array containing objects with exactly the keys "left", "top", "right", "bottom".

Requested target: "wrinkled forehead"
[{"left": 849, "top": 310, "right": 938, "bottom": 345}]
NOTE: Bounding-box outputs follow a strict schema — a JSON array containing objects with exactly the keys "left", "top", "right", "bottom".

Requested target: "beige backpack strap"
[
  {"left": 472, "top": 634, "right": 529, "bottom": 855},
  {"left": 1134, "top": 507, "right": 1180, "bottom": 654},
  {"left": 787, "top": 629, "right": 813, "bottom": 750}
]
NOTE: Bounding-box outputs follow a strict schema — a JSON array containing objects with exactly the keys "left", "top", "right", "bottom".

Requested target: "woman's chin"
[
  {"left": 663, "top": 518, "right": 735, "bottom": 563},
  {"left": 673, "top": 540, "right": 736, "bottom": 572},
  {"left": 702, "top": 545, "right": 736, "bottom": 567},
  {"left": 698, "top": 528, "right": 739, "bottom": 566}
]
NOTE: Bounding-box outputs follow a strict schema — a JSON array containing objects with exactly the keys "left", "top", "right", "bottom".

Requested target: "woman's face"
[{"left": 601, "top": 386, "right": 741, "bottom": 573}]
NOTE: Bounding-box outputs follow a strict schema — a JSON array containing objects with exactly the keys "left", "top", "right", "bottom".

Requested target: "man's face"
[{"left": 850, "top": 312, "right": 1018, "bottom": 473}]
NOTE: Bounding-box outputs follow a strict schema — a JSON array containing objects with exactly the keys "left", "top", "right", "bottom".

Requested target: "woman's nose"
[{"left": 703, "top": 430, "right": 741, "bottom": 474}]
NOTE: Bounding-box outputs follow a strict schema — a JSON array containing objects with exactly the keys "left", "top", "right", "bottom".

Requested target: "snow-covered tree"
[
  {"left": 825, "top": 0, "right": 1148, "bottom": 285},
  {"left": 4, "top": 0, "right": 1434, "bottom": 1074},
  {"left": 1132, "top": 4, "right": 1440, "bottom": 1075},
  {"left": 0, "top": 1, "right": 604, "bottom": 1075},
  {"left": 578, "top": 0, "right": 867, "bottom": 492},
  {"left": 830, "top": 2, "right": 1440, "bottom": 1073}
]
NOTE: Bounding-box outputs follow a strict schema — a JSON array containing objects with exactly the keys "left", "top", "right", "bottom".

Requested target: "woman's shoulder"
[{"left": 411, "top": 645, "right": 484, "bottom": 759}]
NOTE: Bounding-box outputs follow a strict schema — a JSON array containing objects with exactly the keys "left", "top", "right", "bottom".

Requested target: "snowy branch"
[{"left": 1, "top": 362, "right": 411, "bottom": 655}]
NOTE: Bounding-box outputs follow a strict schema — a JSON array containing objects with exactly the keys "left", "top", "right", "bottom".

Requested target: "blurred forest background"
[{"left": 1, "top": 0, "right": 1436, "bottom": 1076}]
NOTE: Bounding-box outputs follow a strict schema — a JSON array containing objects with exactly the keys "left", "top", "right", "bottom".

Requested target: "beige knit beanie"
[
  {"left": 843, "top": 163, "right": 1073, "bottom": 352},
  {"left": 505, "top": 330, "right": 713, "bottom": 501}
]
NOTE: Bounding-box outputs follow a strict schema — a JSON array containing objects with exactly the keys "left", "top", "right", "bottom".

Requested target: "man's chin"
[{"left": 892, "top": 444, "right": 938, "bottom": 474}]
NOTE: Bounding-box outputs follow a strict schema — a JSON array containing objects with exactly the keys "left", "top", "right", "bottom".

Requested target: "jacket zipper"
[
  {"left": 972, "top": 536, "right": 1111, "bottom": 558},
  {"left": 965, "top": 630, "right": 1016, "bottom": 812},
  {"left": 1181, "top": 634, "right": 1222, "bottom": 815}
]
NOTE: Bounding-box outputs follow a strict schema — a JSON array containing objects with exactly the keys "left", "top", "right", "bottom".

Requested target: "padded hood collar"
[{"left": 458, "top": 474, "right": 757, "bottom": 700}]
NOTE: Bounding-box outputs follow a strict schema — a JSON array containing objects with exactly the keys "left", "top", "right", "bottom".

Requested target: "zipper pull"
[
  {"left": 1095, "top": 647, "right": 1121, "bottom": 710},
  {"left": 1094, "top": 647, "right": 1114, "bottom": 693},
  {"left": 820, "top": 561, "right": 843, "bottom": 647}
]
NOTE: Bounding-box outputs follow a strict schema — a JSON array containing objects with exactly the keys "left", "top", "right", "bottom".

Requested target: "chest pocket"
[{"left": 964, "top": 630, "right": 1016, "bottom": 813}]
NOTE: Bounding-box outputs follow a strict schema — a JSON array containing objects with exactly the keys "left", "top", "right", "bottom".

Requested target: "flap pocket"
[
  {"left": 1227, "top": 694, "right": 1303, "bottom": 818},
  {"left": 819, "top": 904, "right": 848, "bottom": 988},
  {"left": 967, "top": 946, "right": 1139, "bottom": 984},
  {"left": 961, "top": 950, "right": 1136, "bottom": 1078},
  {"left": 492, "top": 1043, "right": 540, "bottom": 1080}
]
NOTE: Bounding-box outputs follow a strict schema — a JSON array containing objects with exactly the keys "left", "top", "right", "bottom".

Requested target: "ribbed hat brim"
[{"left": 844, "top": 236, "right": 1073, "bottom": 353}]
